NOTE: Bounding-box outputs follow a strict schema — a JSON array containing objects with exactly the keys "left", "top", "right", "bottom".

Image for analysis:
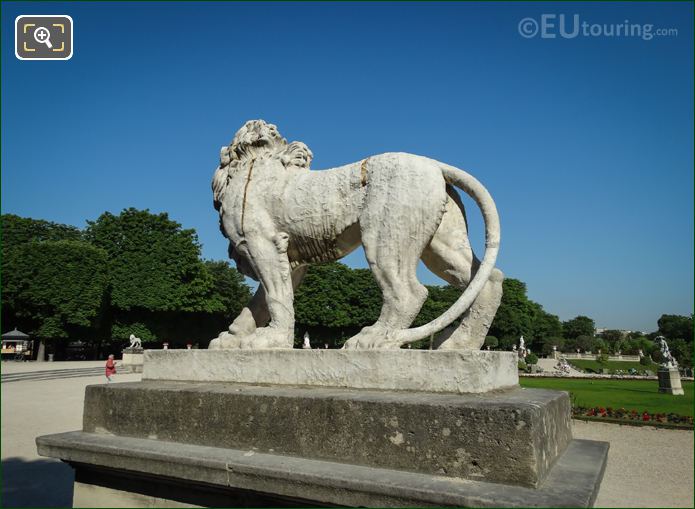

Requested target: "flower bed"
[{"left": 573, "top": 406, "right": 693, "bottom": 429}]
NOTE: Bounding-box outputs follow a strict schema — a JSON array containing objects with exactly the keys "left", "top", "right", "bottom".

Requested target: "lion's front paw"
[
  {"left": 208, "top": 331, "right": 244, "bottom": 350},
  {"left": 342, "top": 326, "right": 402, "bottom": 350},
  {"left": 239, "top": 327, "right": 294, "bottom": 349}
]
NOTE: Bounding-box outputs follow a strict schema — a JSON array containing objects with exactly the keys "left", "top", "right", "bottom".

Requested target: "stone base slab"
[
  {"left": 120, "top": 350, "right": 144, "bottom": 373},
  {"left": 143, "top": 350, "right": 518, "bottom": 394},
  {"left": 37, "top": 431, "right": 608, "bottom": 507},
  {"left": 117, "top": 364, "right": 143, "bottom": 374},
  {"left": 658, "top": 368, "right": 684, "bottom": 395},
  {"left": 80, "top": 381, "right": 570, "bottom": 488}
]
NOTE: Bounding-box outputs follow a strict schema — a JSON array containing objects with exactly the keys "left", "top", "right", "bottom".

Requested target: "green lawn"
[
  {"left": 519, "top": 377, "right": 694, "bottom": 416},
  {"left": 568, "top": 359, "right": 658, "bottom": 374}
]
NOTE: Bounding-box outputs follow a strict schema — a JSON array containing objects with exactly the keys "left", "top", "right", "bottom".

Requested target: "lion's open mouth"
[{"left": 251, "top": 137, "right": 270, "bottom": 146}]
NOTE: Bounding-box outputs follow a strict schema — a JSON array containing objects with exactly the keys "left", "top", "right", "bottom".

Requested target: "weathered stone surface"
[
  {"left": 37, "top": 431, "right": 608, "bottom": 507},
  {"left": 120, "top": 351, "right": 144, "bottom": 373},
  {"left": 143, "top": 350, "right": 518, "bottom": 394},
  {"left": 81, "top": 381, "right": 569, "bottom": 488},
  {"left": 658, "top": 367, "right": 684, "bottom": 395},
  {"left": 210, "top": 120, "right": 503, "bottom": 351}
]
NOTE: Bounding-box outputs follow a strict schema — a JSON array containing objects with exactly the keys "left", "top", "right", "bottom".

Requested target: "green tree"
[
  {"left": 414, "top": 285, "right": 460, "bottom": 326},
  {"left": 527, "top": 302, "right": 563, "bottom": 353},
  {"left": 488, "top": 279, "right": 534, "bottom": 341},
  {"left": 294, "top": 262, "right": 382, "bottom": 346},
  {"left": 612, "top": 338, "right": 631, "bottom": 355},
  {"left": 668, "top": 338, "right": 693, "bottom": 368},
  {"left": 2, "top": 240, "right": 108, "bottom": 359},
  {"left": 562, "top": 316, "right": 595, "bottom": 339},
  {"left": 84, "top": 208, "right": 240, "bottom": 346},
  {"left": 599, "top": 329, "right": 624, "bottom": 342},
  {"left": 625, "top": 337, "right": 655, "bottom": 356},
  {"left": 657, "top": 314, "right": 693, "bottom": 343},
  {"left": 570, "top": 334, "right": 595, "bottom": 352},
  {"left": 484, "top": 336, "right": 499, "bottom": 349},
  {"left": 540, "top": 336, "right": 564, "bottom": 356},
  {"left": 2, "top": 214, "right": 82, "bottom": 256},
  {"left": 592, "top": 337, "right": 608, "bottom": 354},
  {"left": 525, "top": 352, "right": 538, "bottom": 365},
  {"left": 85, "top": 209, "right": 217, "bottom": 313},
  {"left": 203, "top": 260, "right": 252, "bottom": 324}
]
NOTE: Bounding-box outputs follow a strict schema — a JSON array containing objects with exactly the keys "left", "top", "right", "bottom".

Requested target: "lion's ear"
[
  {"left": 220, "top": 146, "right": 231, "bottom": 167},
  {"left": 281, "top": 141, "right": 313, "bottom": 170},
  {"left": 212, "top": 165, "right": 228, "bottom": 211}
]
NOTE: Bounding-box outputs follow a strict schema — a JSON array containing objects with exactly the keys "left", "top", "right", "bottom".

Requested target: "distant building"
[{"left": 595, "top": 328, "right": 643, "bottom": 337}]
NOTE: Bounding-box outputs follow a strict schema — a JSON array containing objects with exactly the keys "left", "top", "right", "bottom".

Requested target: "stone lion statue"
[
  {"left": 128, "top": 334, "right": 142, "bottom": 349},
  {"left": 209, "top": 120, "right": 503, "bottom": 350}
]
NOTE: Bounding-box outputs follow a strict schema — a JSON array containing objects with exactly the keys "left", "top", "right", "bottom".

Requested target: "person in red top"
[{"left": 105, "top": 354, "right": 117, "bottom": 383}]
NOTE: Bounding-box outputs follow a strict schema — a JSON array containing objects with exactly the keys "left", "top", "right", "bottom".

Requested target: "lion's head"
[
  {"left": 229, "top": 120, "right": 287, "bottom": 161},
  {"left": 212, "top": 120, "right": 312, "bottom": 211}
]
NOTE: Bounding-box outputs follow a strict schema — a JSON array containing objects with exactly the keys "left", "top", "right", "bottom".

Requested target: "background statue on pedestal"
[
  {"left": 655, "top": 335, "right": 677, "bottom": 368},
  {"left": 128, "top": 334, "right": 142, "bottom": 350},
  {"left": 518, "top": 336, "right": 527, "bottom": 359}
]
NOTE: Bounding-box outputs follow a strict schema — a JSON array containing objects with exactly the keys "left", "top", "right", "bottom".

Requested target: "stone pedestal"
[
  {"left": 37, "top": 350, "right": 608, "bottom": 507},
  {"left": 658, "top": 367, "right": 684, "bottom": 395},
  {"left": 142, "top": 349, "right": 518, "bottom": 394},
  {"left": 119, "top": 347, "right": 144, "bottom": 373}
]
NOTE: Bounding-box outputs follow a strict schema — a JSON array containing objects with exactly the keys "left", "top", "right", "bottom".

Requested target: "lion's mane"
[{"left": 212, "top": 120, "right": 313, "bottom": 212}]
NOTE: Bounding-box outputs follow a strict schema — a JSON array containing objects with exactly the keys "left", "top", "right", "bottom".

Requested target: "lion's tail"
[{"left": 392, "top": 163, "right": 501, "bottom": 345}]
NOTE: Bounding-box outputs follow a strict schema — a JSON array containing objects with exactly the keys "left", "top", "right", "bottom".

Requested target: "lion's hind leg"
[
  {"left": 343, "top": 165, "right": 446, "bottom": 349},
  {"left": 421, "top": 194, "right": 503, "bottom": 351},
  {"left": 343, "top": 249, "right": 430, "bottom": 350}
]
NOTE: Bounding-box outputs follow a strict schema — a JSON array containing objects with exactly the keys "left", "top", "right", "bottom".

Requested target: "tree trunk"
[{"left": 36, "top": 339, "right": 46, "bottom": 362}]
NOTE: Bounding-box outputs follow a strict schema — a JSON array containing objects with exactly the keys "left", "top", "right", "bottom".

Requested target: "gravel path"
[
  {"left": 573, "top": 420, "right": 693, "bottom": 508},
  {"left": 1, "top": 363, "right": 693, "bottom": 507}
]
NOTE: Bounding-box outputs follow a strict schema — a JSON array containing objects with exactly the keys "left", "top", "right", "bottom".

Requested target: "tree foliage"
[
  {"left": 598, "top": 329, "right": 624, "bottom": 342},
  {"left": 2, "top": 240, "right": 108, "bottom": 338},
  {"left": 294, "top": 263, "right": 382, "bottom": 345},
  {"left": 294, "top": 262, "right": 464, "bottom": 347},
  {"left": 657, "top": 314, "right": 693, "bottom": 343},
  {"left": 85, "top": 209, "right": 218, "bottom": 313},
  {"left": 562, "top": 315, "right": 596, "bottom": 339},
  {"left": 2, "top": 212, "right": 251, "bottom": 349},
  {"left": 487, "top": 278, "right": 561, "bottom": 354},
  {"left": 2, "top": 214, "right": 82, "bottom": 256},
  {"left": 488, "top": 279, "right": 533, "bottom": 341},
  {"left": 203, "top": 260, "right": 252, "bottom": 323}
]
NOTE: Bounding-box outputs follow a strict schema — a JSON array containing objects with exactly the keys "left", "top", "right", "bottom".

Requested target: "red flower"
[{"left": 642, "top": 412, "right": 650, "bottom": 421}]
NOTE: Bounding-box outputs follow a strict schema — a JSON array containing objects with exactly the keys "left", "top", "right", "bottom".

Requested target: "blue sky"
[{"left": 2, "top": 2, "right": 693, "bottom": 332}]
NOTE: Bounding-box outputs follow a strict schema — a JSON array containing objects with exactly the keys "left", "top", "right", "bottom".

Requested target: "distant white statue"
[
  {"left": 654, "top": 336, "right": 677, "bottom": 368},
  {"left": 128, "top": 334, "right": 142, "bottom": 349},
  {"left": 518, "top": 336, "right": 527, "bottom": 358},
  {"left": 302, "top": 332, "right": 311, "bottom": 350}
]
